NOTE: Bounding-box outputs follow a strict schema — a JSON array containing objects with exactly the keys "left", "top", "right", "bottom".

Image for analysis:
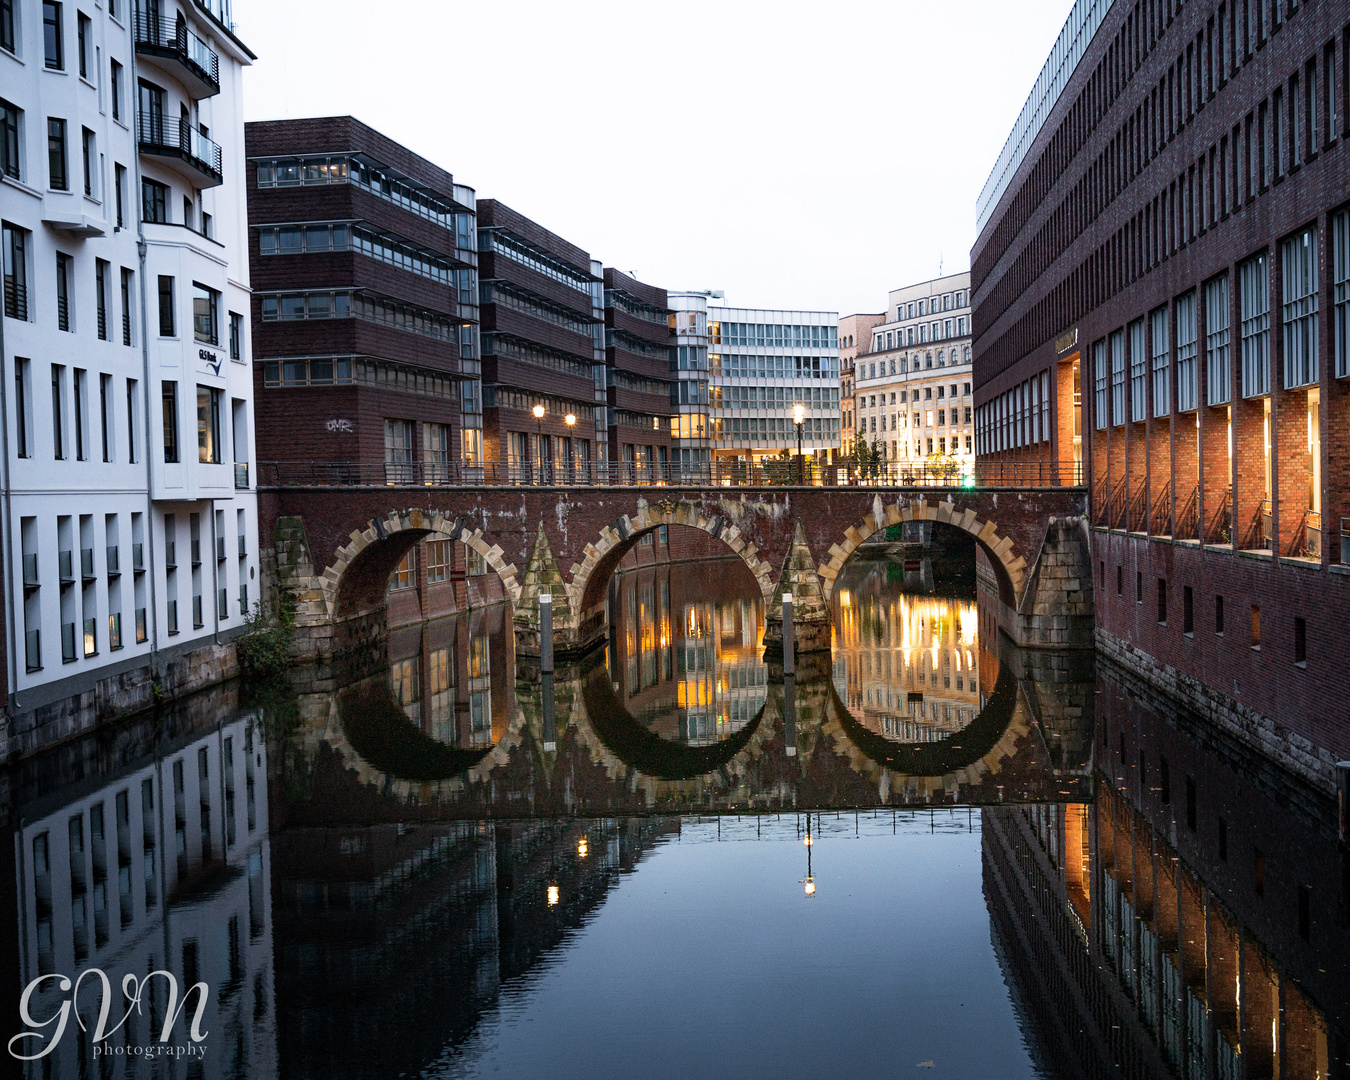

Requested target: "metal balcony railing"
[
  {"left": 165, "top": 541, "right": 176, "bottom": 569},
  {"left": 4, "top": 279, "right": 27, "bottom": 320},
  {"left": 1176, "top": 486, "right": 1199, "bottom": 542},
  {"left": 81, "top": 547, "right": 95, "bottom": 580},
  {"left": 256, "top": 457, "right": 1087, "bottom": 490},
  {"left": 106, "top": 545, "right": 120, "bottom": 576},
  {"left": 233, "top": 462, "right": 249, "bottom": 488},
  {"left": 62, "top": 622, "right": 77, "bottom": 662},
  {"left": 59, "top": 550, "right": 74, "bottom": 584},
  {"left": 1205, "top": 489, "right": 1232, "bottom": 544},
  {"left": 137, "top": 112, "right": 223, "bottom": 185},
  {"left": 237, "top": 534, "right": 247, "bottom": 557},
  {"left": 132, "top": 12, "right": 220, "bottom": 95},
  {"left": 25, "top": 628, "right": 40, "bottom": 671},
  {"left": 22, "top": 553, "right": 38, "bottom": 588},
  {"left": 132, "top": 542, "right": 144, "bottom": 572},
  {"left": 215, "top": 536, "right": 226, "bottom": 561}
]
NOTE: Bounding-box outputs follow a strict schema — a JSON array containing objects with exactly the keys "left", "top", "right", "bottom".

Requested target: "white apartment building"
[
  {"left": 854, "top": 272, "right": 973, "bottom": 471},
  {"left": 1, "top": 0, "right": 257, "bottom": 728},
  {"left": 670, "top": 293, "right": 840, "bottom": 469}
]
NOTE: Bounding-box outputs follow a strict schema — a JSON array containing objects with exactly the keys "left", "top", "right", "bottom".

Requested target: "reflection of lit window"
[{"left": 390, "top": 550, "right": 415, "bottom": 590}]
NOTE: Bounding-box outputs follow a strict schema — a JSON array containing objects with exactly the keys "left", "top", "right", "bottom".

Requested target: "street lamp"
[
  {"left": 565, "top": 413, "right": 577, "bottom": 483},
  {"left": 532, "top": 404, "right": 545, "bottom": 484},
  {"left": 793, "top": 403, "right": 805, "bottom": 485},
  {"left": 801, "top": 812, "right": 816, "bottom": 897}
]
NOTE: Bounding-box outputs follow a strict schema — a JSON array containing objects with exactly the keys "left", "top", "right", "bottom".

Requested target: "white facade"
[
  {"left": 1, "top": 0, "right": 257, "bottom": 711},
  {"left": 670, "top": 294, "right": 840, "bottom": 466},
  {"left": 854, "top": 273, "right": 974, "bottom": 468}
]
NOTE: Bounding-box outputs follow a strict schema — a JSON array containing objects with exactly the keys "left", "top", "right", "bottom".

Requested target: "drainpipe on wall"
[{"left": 0, "top": 297, "right": 19, "bottom": 721}]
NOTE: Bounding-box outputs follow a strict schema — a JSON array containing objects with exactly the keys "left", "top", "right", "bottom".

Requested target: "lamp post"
[
  {"left": 565, "top": 413, "right": 576, "bottom": 484},
  {"left": 532, "top": 404, "right": 545, "bottom": 484},
  {"left": 801, "top": 811, "right": 815, "bottom": 897},
  {"left": 793, "top": 403, "right": 805, "bottom": 485}
]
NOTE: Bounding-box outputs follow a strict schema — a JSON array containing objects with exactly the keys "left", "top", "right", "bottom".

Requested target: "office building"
[
  {"left": 671, "top": 294, "right": 840, "bottom": 469},
  {"left": 603, "top": 268, "right": 673, "bottom": 474},
  {"left": 839, "top": 311, "right": 884, "bottom": 457},
  {"left": 477, "top": 199, "right": 605, "bottom": 481},
  {"left": 970, "top": 0, "right": 1350, "bottom": 780},
  {"left": 1, "top": 0, "right": 258, "bottom": 748},
  {"left": 855, "top": 273, "right": 974, "bottom": 469}
]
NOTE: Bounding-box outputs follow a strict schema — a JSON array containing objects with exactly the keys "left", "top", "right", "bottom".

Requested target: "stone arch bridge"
[{"left": 258, "top": 484, "right": 1092, "bottom": 665}]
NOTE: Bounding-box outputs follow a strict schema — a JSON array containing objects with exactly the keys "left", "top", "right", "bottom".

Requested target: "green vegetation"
[{"left": 236, "top": 586, "right": 296, "bottom": 678}]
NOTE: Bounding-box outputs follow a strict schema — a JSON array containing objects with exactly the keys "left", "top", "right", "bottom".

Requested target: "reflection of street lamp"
[
  {"left": 577, "top": 835, "right": 588, "bottom": 858},
  {"left": 801, "top": 811, "right": 816, "bottom": 897},
  {"left": 793, "top": 403, "right": 805, "bottom": 485},
  {"left": 532, "top": 404, "right": 545, "bottom": 484},
  {"left": 547, "top": 883, "right": 560, "bottom": 906}
]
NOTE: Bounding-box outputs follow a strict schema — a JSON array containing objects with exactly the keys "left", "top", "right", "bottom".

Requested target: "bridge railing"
[{"left": 256, "top": 458, "right": 1087, "bottom": 489}]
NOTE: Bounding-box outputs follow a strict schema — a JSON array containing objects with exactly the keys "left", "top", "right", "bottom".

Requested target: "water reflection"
[
  {"left": 607, "top": 561, "right": 766, "bottom": 746},
  {"left": 4, "top": 552, "right": 1349, "bottom": 1078}
]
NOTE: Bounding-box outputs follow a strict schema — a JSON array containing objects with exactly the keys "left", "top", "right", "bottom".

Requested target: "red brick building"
[
  {"left": 971, "top": 0, "right": 1350, "bottom": 785},
  {"left": 603, "top": 268, "right": 674, "bottom": 473}
]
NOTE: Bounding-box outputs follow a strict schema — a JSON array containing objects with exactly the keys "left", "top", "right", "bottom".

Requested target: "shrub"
[{"left": 236, "top": 586, "right": 296, "bottom": 678}]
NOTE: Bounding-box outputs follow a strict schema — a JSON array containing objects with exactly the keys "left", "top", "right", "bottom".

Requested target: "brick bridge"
[{"left": 257, "top": 483, "right": 1093, "bottom": 665}]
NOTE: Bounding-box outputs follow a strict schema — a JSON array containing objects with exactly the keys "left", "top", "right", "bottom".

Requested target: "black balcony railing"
[
  {"left": 233, "top": 462, "right": 249, "bottom": 489},
  {"left": 137, "top": 112, "right": 222, "bottom": 185},
  {"left": 257, "top": 458, "right": 1085, "bottom": 490},
  {"left": 132, "top": 12, "right": 220, "bottom": 95},
  {"left": 4, "top": 279, "right": 27, "bottom": 321}
]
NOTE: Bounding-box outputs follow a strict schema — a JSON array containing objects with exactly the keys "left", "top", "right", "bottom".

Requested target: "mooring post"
[
  {"left": 542, "top": 673, "right": 557, "bottom": 752},
  {"left": 782, "top": 592, "right": 795, "bottom": 676},
  {"left": 784, "top": 676, "right": 797, "bottom": 757},
  {"left": 540, "top": 592, "right": 554, "bottom": 673}
]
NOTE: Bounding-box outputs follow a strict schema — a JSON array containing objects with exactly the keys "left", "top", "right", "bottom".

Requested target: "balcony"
[
  {"left": 133, "top": 13, "right": 220, "bottom": 99},
  {"left": 215, "top": 536, "right": 226, "bottom": 562},
  {"left": 81, "top": 547, "right": 96, "bottom": 581},
  {"left": 165, "top": 541, "right": 177, "bottom": 570},
  {"left": 25, "top": 628, "right": 40, "bottom": 671},
  {"left": 234, "top": 462, "right": 249, "bottom": 489},
  {"left": 106, "top": 546, "right": 121, "bottom": 577},
  {"left": 132, "top": 542, "right": 145, "bottom": 572},
  {"left": 137, "top": 113, "right": 223, "bottom": 189},
  {"left": 22, "top": 553, "right": 38, "bottom": 589},
  {"left": 237, "top": 534, "right": 246, "bottom": 557},
  {"left": 59, "top": 550, "right": 74, "bottom": 585}
]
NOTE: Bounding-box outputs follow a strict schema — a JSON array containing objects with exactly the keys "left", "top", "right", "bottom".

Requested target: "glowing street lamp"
[
  {"left": 793, "top": 403, "right": 805, "bottom": 485},
  {"left": 532, "top": 404, "right": 545, "bottom": 484},
  {"left": 565, "top": 413, "right": 577, "bottom": 483}
]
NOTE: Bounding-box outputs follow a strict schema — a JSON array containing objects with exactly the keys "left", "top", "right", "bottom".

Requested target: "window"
[
  {"left": 47, "top": 118, "right": 67, "bottom": 190},
  {"left": 1136, "top": 570, "right": 1143, "bottom": 604},
  {"left": 1128, "top": 319, "right": 1147, "bottom": 421},
  {"left": 1294, "top": 616, "right": 1306, "bottom": 666},
  {"left": 1215, "top": 594, "right": 1224, "bottom": 634},
  {"left": 76, "top": 11, "right": 87, "bottom": 76},
  {"left": 229, "top": 312, "right": 242, "bottom": 360},
  {"left": 384, "top": 419, "right": 413, "bottom": 481},
  {"left": 99, "top": 373, "right": 111, "bottom": 461},
  {"left": 1157, "top": 578, "right": 1167, "bottom": 624},
  {"left": 1175, "top": 292, "right": 1197, "bottom": 411},
  {"left": 1250, "top": 603, "right": 1261, "bottom": 648},
  {"left": 424, "top": 422, "right": 450, "bottom": 480},
  {"left": 95, "top": 259, "right": 108, "bottom": 340},
  {"left": 1204, "top": 275, "right": 1231, "bottom": 404},
  {"left": 142, "top": 179, "right": 167, "bottom": 224},
  {"left": 114, "top": 165, "right": 126, "bottom": 228},
  {"left": 192, "top": 282, "right": 218, "bottom": 344},
  {"left": 389, "top": 551, "right": 414, "bottom": 591},
  {"left": 1150, "top": 307, "right": 1170, "bottom": 417},
  {"left": 55, "top": 253, "right": 71, "bottom": 331},
  {"left": 43, "top": 1, "right": 62, "bottom": 69},
  {"left": 126, "top": 378, "right": 137, "bottom": 463},
  {"left": 119, "top": 267, "right": 133, "bottom": 344},
  {"left": 9, "top": 223, "right": 32, "bottom": 319},
  {"left": 196, "top": 386, "right": 221, "bottom": 463},
  {"left": 110, "top": 60, "right": 122, "bottom": 122},
  {"left": 161, "top": 381, "right": 178, "bottom": 462},
  {"left": 14, "top": 357, "right": 30, "bottom": 458},
  {"left": 1093, "top": 340, "right": 1107, "bottom": 429},
  {"left": 1282, "top": 227, "right": 1318, "bottom": 388},
  {"left": 1239, "top": 253, "right": 1270, "bottom": 397},
  {"left": 157, "top": 276, "right": 174, "bottom": 336},
  {"left": 51, "top": 365, "right": 65, "bottom": 458},
  {"left": 80, "top": 126, "right": 93, "bottom": 195},
  {"left": 0, "top": 0, "right": 13, "bottom": 53},
  {"left": 426, "top": 539, "right": 450, "bottom": 583},
  {"left": 0, "top": 99, "right": 19, "bottom": 180},
  {"left": 1328, "top": 209, "right": 1350, "bottom": 380},
  {"left": 1110, "top": 331, "right": 1125, "bottom": 425},
  {"left": 1183, "top": 585, "right": 1193, "bottom": 634}
]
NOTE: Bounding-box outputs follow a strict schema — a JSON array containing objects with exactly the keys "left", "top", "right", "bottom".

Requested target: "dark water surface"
[{"left": 4, "top": 551, "right": 1347, "bottom": 1079}]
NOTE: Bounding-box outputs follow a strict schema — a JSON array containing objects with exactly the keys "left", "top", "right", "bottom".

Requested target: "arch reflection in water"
[
  {"left": 607, "top": 559, "right": 766, "bottom": 747},
  {"left": 335, "top": 608, "right": 513, "bottom": 783},
  {"left": 832, "top": 555, "right": 987, "bottom": 747}
]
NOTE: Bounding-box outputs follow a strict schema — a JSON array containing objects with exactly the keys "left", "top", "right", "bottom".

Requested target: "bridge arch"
[
  {"left": 566, "top": 499, "right": 778, "bottom": 622},
  {"left": 817, "top": 496, "right": 1027, "bottom": 609},
  {"left": 320, "top": 508, "right": 522, "bottom": 620}
]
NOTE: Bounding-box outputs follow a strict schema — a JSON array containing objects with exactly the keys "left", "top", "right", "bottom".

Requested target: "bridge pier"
[{"left": 763, "top": 522, "right": 833, "bottom": 657}]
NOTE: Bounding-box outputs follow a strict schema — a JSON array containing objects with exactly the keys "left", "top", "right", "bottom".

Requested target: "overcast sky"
[{"left": 237, "top": 0, "right": 1073, "bottom": 317}]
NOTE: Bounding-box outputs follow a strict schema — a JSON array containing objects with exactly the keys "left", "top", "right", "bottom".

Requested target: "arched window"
[
  {"left": 937, "top": 350, "right": 945, "bottom": 367},
  {"left": 925, "top": 352, "right": 933, "bottom": 369},
  {"left": 964, "top": 346, "right": 971, "bottom": 363}
]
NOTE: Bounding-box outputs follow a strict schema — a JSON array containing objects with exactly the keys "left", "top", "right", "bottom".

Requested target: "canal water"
[{"left": 3, "top": 539, "right": 1347, "bottom": 1079}]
